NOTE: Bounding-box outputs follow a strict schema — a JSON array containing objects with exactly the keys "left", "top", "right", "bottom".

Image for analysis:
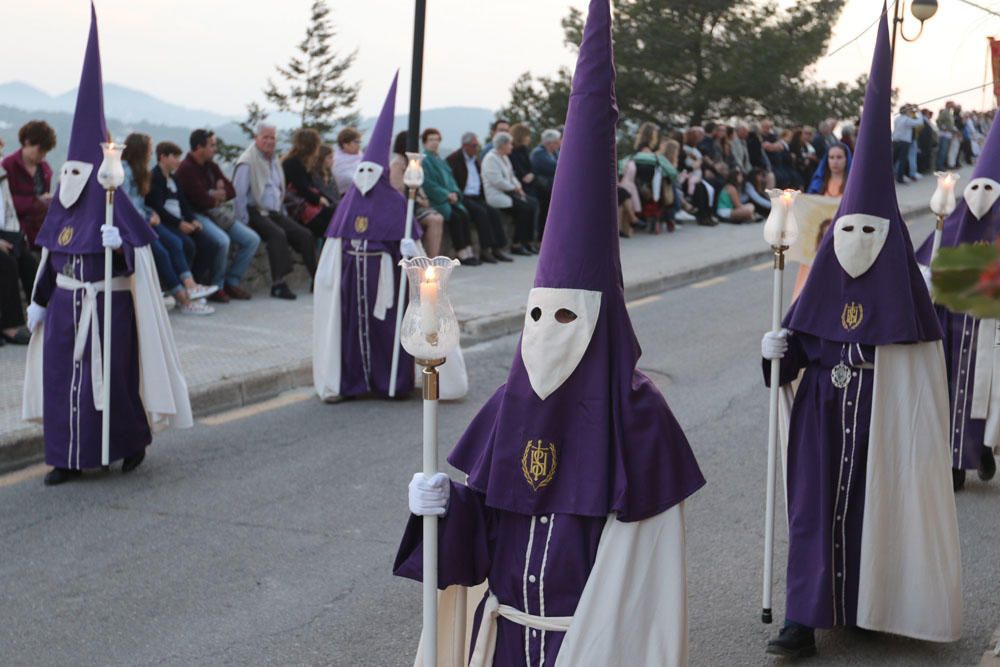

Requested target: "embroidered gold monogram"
[
  {"left": 521, "top": 440, "right": 557, "bottom": 491},
  {"left": 354, "top": 216, "right": 369, "bottom": 233},
  {"left": 57, "top": 226, "right": 74, "bottom": 246},
  {"left": 841, "top": 302, "right": 863, "bottom": 331}
]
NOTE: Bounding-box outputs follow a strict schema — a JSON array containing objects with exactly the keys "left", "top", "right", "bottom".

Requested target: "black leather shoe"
[
  {"left": 44, "top": 468, "right": 81, "bottom": 486},
  {"left": 492, "top": 249, "right": 514, "bottom": 262},
  {"left": 953, "top": 467, "right": 966, "bottom": 491},
  {"left": 510, "top": 245, "right": 531, "bottom": 256},
  {"left": 766, "top": 624, "right": 816, "bottom": 658},
  {"left": 122, "top": 452, "right": 145, "bottom": 473},
  {"left": 459, "top": 256, "right": 481, "bottom": 267},
  {"left": 979, "top": 446, "right": 997, "bottom": 481},
  {"left": 479, "top": 252, "right": 498, "bottom": 264},
  {"left": 1, "top": 327, "right": 31, "bottom": 345},
  {"left": 271, "top": 283, "right": 297, "bottom": 300}
]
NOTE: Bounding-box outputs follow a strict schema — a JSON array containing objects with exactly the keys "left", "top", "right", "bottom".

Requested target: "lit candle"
[
  {"left": 420, "top": 266, "right": 439, "bottom": 336},
  {"left": 930, "top": 171, "right": 959, "bottom": 218},
  {"left": 763, "top": 189, "right": 799, "bottom": 248}
]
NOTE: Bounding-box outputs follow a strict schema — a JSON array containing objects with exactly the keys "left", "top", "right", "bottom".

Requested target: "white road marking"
[
  {"left": 200, "top": 389, "right": 313, "bottom": 426},
  {"left": 691, "top": 276, "right": 728, "bottom": 289}
]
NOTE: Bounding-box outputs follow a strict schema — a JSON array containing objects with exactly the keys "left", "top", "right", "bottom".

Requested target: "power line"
[
  {"left": 824, "top": 1, "right": 898, "bottom": 59},
  {"left": 955, "top": 0, "right": 1000, "bottom": 19},
  {"left": 915, "top": 79, "right": 999, "bottom": 106}
]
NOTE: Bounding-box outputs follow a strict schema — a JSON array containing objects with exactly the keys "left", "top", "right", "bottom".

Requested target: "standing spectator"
[
  {"left": 312, "top": 144, "right": 340, "bottom": 203},
  {"left": 333, "top": 127, "right": 363, "bottom": 194},
  {"left": 0, "top": 236, "right": 29, "bottom": 344},
  {"left": 731, "top": 122, "right": 752, "bottom": 173},
  {"left": 482, "top": 118, "right": 511, "bottom": 155},
  {"left": 146, "top": 141, "right": 228, "bottom": 301},
  {"left": 389, "top": 131, "right": 445, "bottom": 257},
  {"left": 481, "top": 131, "right": 538, "bottom": 255},
  {"left": 0, "top": 138, "right": 38, "bottom": 305},
  {"left": 419, "top": 128, "right": 479, "bottom": 266},
  {"left": 233, "top": 124, "right": 317, "bottom": 299},
  {"left": 446, "top": 132, "right": 512, "bottom": 263},
  {"left": 1, "top": 120, "right": 55, "bottom": 249},
  {"left": 174, "top": 129, "right": 260, "bottom": 300},
  {"left": 936, "top": 102, "right": 956, "bottom": 170},
  {"left": 917, "top": 109, "right": 938, "bottom": 174},
  {"left": 508, "top": 123, "right": 543, "bottom": 249},
  {"left": 282, "top": 128, "right": 335, "bottom": 240},
  {"left": 892, "top": 104, "right": 922, "bottom": 182},
  {"left": 121, "top": 133, "right": 215, "bottom": 315}
]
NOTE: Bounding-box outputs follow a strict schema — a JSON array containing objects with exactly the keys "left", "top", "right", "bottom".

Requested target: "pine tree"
[{"left": 265, "top": 0, "right": 360, "bottom": 137}]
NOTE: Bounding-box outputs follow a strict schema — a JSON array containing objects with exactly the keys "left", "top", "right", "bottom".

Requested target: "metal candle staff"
[
  {"left": 96, "top": 140, "right": 125, "bottom": 467},
  {"left": 398, "top": 256, "right": 461, "bottom": 666},
  {"left": 760, "top": 188, "right": 799, "bottom": 624},
  {"left": 389, "top": 154, "right": 426, "bottom": 398},
  {"left": 928, "top": 171, "right": 959, "bottom": 265}
]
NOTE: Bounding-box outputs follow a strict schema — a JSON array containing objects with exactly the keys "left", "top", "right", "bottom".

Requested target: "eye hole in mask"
[
  {"left": 972, "top": 184, "right": 980, "bottom": 191},
  {"left": 531, "top": 306, "right": 542, "bottom": 322},
  {"left": 987, "top": 184, "right": 994, "bottom": 191},
  {"left": 842, "top": 225, "right": 855, "bottom": 232},
  {"left": 555, "top": 308, "right": 577, "bottom": 323},
  {"left": 862, "top": 226, "right": 875, "bottom": 233}
]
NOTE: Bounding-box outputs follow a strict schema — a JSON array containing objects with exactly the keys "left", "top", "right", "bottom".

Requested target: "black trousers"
[
  {"left": 445, "top": 206, "right": 474, "bottom": 250},
  {"left": 305, "top": 206, "right": 334, "bottom": 239},
  {"left": 247, "top": 207, "right": 318, "bottom": 281},
  {"left": 500, "top": 195, "right": 538, "bottom": 245},
  {"left": 463, "top": 196, "right": 507, "bottom": 250},
  {"left": 0, "top": 248, "right": 25, "bottom": 329},
  {"left": 0, "top": 230, "right": 38, "bottom": 303}
]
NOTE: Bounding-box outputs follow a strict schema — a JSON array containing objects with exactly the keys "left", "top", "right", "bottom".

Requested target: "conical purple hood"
[
  {"left": 326, "top": 73, "right": 413, "bottom": 242},
  {"left": 35, "top": 3, "right": 155, "bottom": 254},
  {"left": 916, "top": 116, "right": 1000, "bottom": 262},
  {"left": 447, "top": 0, "right": 704, "bottom": 522},
  {"left": 785, "top": 4, "right": 941, "bottom": 345}
]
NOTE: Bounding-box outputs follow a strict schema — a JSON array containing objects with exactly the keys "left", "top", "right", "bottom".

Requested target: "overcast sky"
[{"left": 1, "top": 0, "right": 998, "bottom": 119}]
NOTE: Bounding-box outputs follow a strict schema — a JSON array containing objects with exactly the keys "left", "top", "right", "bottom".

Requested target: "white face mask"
[
  {"left": 521, "top": 287, "right": 602, "bottom": 400},
  {"left": 833, "top": 213, "right": 890, "bottom": 279},
  {"left": 353, "top": 161, "right": 383, "bottom": 196},
  {"left": 963, "top": 177, "right": 1000, "bottom": 220},
  {"left": 58, "top": 161, "right": 93, "bottom": 208}
]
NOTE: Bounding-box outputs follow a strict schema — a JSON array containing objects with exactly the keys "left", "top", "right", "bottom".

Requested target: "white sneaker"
[
  {"left": 912, "top": 172, "right": 924, "bottom": 180},
  {"left": 163, "top": 295, "right": 176, "bottom": 311},
  {"left": 676, "top": 210, "right": 696, "bottom": 222},
  {"left": 188, "top": 284, "right": 219, "bottom": 300},
  {"left": 180, "top": 301, "right": 215, "bottom": 316}
]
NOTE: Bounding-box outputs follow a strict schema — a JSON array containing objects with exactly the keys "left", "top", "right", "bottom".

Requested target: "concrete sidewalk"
[{"left": 0, "top": 168, "right": 970, "bottom": 470}]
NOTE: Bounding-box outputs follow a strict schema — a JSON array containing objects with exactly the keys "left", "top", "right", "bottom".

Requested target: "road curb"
[{"left": 0, "top": 202, "right": 935, "bottom": 473}]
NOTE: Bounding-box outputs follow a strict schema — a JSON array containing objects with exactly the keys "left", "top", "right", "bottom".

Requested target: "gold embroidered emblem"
[
  {"left": 841, "top": 302, "right": 864, "bottom": 331},
  {"left": 57, "top": 226, "right": 74, "bottom": 246},
  {"left": 521, "top": 440, "right": 557, "bottom": 491},
  {"left": 354, "top": 216, "right": 369, "bottom": 233}
]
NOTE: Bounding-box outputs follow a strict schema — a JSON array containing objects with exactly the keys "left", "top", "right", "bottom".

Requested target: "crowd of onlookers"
[{"left": 0, "top": 102, "right": 992, "bottom": 346}]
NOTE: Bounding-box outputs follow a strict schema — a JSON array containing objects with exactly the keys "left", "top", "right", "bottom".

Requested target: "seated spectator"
[
  {"left": 657, "top": 138, "right": 683, "bottom": 229},
  {"left": 282, "top": 128, "right": 335, "bottom": 239},
  {"left": 789, "top": 128, "right": 818, "bottom": 187},
  {"left": 174, "top": 129, "right": 260, "bottom": 301},
  {"left": 731, "top": 122, "right": 752, "bottom": 173},
  {"left": 446, "top": 132, "right": 512, "bottom": 263},
  {"left": 482, "top": 118, "right": 511, "bottom": 156},
  {"left": 146, "top": 141, "right": 228, "bottom": 303},
  {"left": 620, "top": 122, "right": 677, "bottom": 233},
  {"left": 764, "top": 127, "right": 800, "bottom": 189},
  {"left": 0, "top": 240, "right": 29, "bottom": 344},
  {"left": 508, "top": 123, "right": 544, "bottom": 248},
  {"left": 746, "top": 121, "right": 775, "bottom": 188},
  {"left": 420, "top": 128, "right": 479, "bottom": 266},
  {"left": 807, "top": 142, "right": 851, "bottom": 196},
  {"left": 0, "top": 137, "right": 38, "bottom": 308},
  {"left": 529, "top": 128, "right": 559, "bottom": 238},
  {"left": 481, "top": 131, "right": 538, "bottom": 255},
  {"left": 312, "top": 144, "right": 340, "bottom": 203},
  {"left": 233, "top": 124, "right": 318, "bottom": 299},
  {"left": 333, "top": 127, "right": 363, "bottom": 194},
  {"left": 715, "top": 168, "right": 756, "bottom": 224},
  {"left": 680, "top": 128, "right": 716, "bottom": 226},
  {"left": 121, "top": 133, "right": 215, "bottom": 315},
  {"left": 389, "top": 131, "right": 444, "bottom": 257},
  {"left": 698, "top": 121, "right": 724, "bottom": 163},
  {"left": 1, "top": 120, "right": 55, "bottom": 249},
  {"left": 744, "top": 168, "right": 772, "bottom": 217},
  {"left": 840, "top": 123, "right": 856, "bottom": 155}
]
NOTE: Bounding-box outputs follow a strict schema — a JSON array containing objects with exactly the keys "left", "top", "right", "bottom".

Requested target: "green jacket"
[
  {"left": 421, "top": 150, "right": 467, "bottom": 221},
  {"left": 619, "top": 151, "right": 678, "bottom": 182}
]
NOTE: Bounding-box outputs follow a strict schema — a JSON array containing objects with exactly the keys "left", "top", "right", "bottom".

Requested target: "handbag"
[{"left": 286, "top": 184, "right": 324, "bottom": 224}]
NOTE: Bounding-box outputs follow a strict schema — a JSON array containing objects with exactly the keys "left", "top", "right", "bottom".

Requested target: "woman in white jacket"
[{"left": 481, "top": 132, "right": 539, "bottom": 255}]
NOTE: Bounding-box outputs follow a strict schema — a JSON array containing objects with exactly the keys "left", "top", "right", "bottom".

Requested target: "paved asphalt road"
[{"left": 1, "top": 215, "right": 997, "bottom": 666}]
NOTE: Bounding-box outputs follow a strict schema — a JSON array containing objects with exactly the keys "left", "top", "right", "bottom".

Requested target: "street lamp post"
[
  {"left": 891, "top": 0, "right": 939, "bottom": 68},
  {"left": 407, "top": 0, "right": 427, "bottom": 154}
]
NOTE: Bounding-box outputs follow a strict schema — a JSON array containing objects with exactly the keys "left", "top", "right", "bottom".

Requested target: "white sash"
[
  {"left": 971, "top": 318, "right": 1000, "bottom": 447},
  {"left": 468, "top": 593, "right": 572, "bottom": 667}
]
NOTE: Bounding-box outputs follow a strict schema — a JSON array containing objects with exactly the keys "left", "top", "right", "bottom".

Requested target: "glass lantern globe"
[
  {"left": 929, "top": 171, "right": 959, "bottom": 217},
  {"left": 403, "top": 152, "right": 425, "bottom": 189},
  {"left": 97, "top": 141, "right": 125, "bottom": 190},
  {"left": 399, "top": 256, "right": 461, "bottom": 360},
  {"left": 763, "top": 189, "right": 799, "bottom": 248}
]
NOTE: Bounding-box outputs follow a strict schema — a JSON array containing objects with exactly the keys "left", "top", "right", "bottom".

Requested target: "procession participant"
[
  {"left": 760, "top": 6, "right": 961, "bottom": 657},
  {"left": 313, "top": 73, "right": 419, "bottom": 402},
  {"left": 22, "top": 3, "right": 192, "bottom": 486},
  {"left": 394, "top": 1, "right": 705, "bottom": 664},
  {"left": 915, "top": 117, "right": 1000, "bottom": 491}
]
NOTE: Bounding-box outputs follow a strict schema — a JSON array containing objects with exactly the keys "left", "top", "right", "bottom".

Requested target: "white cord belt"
[{"left": 468, "top": 593, "right": 572, "bottom": 667}]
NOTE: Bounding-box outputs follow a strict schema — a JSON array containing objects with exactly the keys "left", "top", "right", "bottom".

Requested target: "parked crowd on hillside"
[{"left": 0, "top": 103, "right": 992, "bottom": 344}]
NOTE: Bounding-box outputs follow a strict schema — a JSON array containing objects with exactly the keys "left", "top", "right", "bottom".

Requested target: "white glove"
[
  {"left": 761, "top": 329, "right": 790, "bottom": 360},
  {"left": 26, "top": 303, "right": 46, "bottom": 333},
  {"left": 919, "top": 264, "right": 933, "bottom": 295},
  {"left": 101, "top": 224, "right": 122, "bottom": 250},
  {"left": 408, "top": 472, "right": 450, "bottom": 517},
  {"left": 400, "top": 238, "right": 418, "bottom": 259}
]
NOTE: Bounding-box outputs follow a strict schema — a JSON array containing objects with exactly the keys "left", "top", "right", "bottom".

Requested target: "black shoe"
[
  {"left": 479, "top": 252, "right": 498, "bottom": 264},
  {"left": 271, "top": 283, "right": 297, "bottom": 300},
  {"left": 122, "top": 452, "right": 145, "bottom": 473},
  {"left": 979, "top": 446, "right": 997, "bottom": 481},
  {"left": 766, "top": 624, "right": 816, "bottom": 658},
  {"left": 44, "top": 468, "right": 81, "bottom": 486},
  {"left": 459, "top": 256, "right": 481, "bottom": 267},
  {"left": 953, "top": 467, "right": 966, "bottom": 491},
  {"left": 493, "top": 249, "right": 514, "bottom": 262},
  {"left": 510, "top": 245, "right": 531, "bottom": 256},
  {"left": 1, "top": 327, "right": 31, "bottom": 345}
]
